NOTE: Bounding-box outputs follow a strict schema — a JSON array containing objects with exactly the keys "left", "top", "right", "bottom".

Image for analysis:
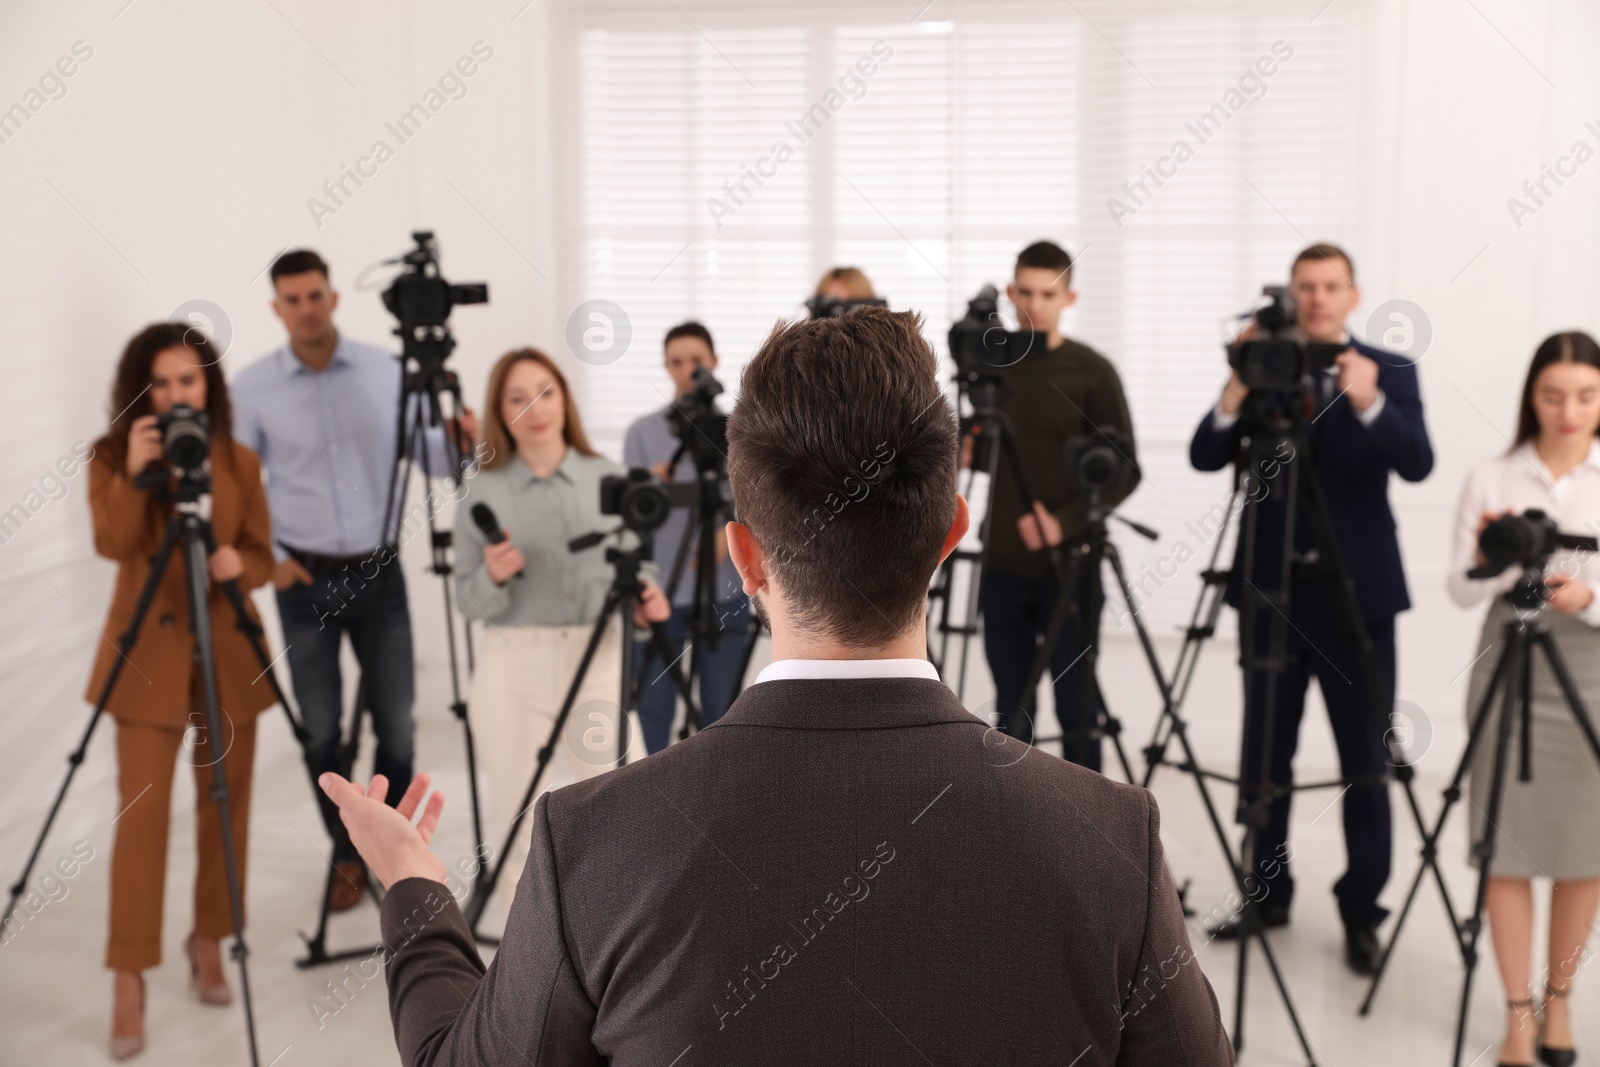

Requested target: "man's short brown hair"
[
  {"left": 727, "top": 307, "right": 958, "bottom": 646},
  {"left": 1290, "top": 242, "right": 1355, "bottom": 284}
]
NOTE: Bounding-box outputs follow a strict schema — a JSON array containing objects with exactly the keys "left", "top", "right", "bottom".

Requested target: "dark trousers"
[
  {"left": 277, "top": 562, "right": 416, "bottom": 861},
  {"left": 635, "top": 598, "right": 753, "bottom": 754},
  {"left": 1238, "top": 583, "right": 1393, "bottom": 925},
  {"left": 978, "top": 567, "right": 1104, "bottom": 770}
]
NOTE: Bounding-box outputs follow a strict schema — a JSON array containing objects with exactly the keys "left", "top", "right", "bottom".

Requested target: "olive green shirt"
[{"left": 983, "top": 337, "right": 1139, "bottom": 579}]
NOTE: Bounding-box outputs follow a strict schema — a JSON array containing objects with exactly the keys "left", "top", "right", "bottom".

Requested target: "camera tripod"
[
  {"left": 295, "top": 331, "right": 491, "bottom": 967},
  {"left": 1008, "top": 486, "right": 1161, "bottom": 778},
  {"left": 6, "top": 465, "right": 312, "bottom": 1067},
  {"left": 1355, "top": 569, "right": 1600, "bottom": 1066},
  {"left": 631, "top": 443, "right": 744, "bottom": 742},
  {"left": 1139, "top": 409, "right": 1432, "bottom": 1065},
  {"left": 927, "top": 368, "right": 1065, "bottom": 704},
  {"left": 463, "top": 534, "right": 699, "bottom": 935}
]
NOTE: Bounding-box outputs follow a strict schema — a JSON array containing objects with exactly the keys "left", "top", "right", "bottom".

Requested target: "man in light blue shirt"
[
  {"left": 623, "top": 322, "right": 752, "bottom": 753},
  {"left": 231, "top": 249, "right": 476, "bottom": 909}
]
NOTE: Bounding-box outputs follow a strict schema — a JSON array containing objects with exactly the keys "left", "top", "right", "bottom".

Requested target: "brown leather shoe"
[{"left": 328, "top": 861, "right": 367, "bottom": 912}]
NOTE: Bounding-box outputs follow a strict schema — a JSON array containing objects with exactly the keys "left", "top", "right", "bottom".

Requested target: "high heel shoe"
[
  {"left": 1502, "top": 996, "right": 1538, "bottom": 1067},
  {"left": 108, "top": 971, "right": 145, "bottom": 1060},
  {"left": 184, "top": 932, "right": 233, "bottom": 1006},
  {"left": 1539, "top": 983, "right": 1576, "bottom": 1067}
]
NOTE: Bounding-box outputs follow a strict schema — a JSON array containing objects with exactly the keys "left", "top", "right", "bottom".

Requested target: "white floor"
[{"left": 2, "top": 628, "right": 1593, "bottom": 1067}]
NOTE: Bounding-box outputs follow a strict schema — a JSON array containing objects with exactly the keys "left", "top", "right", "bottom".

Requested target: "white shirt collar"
[
  {"left": 1514, "top": 438, "right": 1600, "bottom": 482},
  {"left": 754, "top": 658, "right": 941, "bottom": 684}
]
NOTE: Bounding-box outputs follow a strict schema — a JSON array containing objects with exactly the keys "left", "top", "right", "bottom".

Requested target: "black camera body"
[
  {"left": 1477, "top": 509, "right": 1564, "bottom": 573},
  {"left": 382, "top": 231, "right": 488, "bottom": 330},
  {"left": 600, "top": 469, "right": 676, "bottom": 535},
  {"left": 805, "top": 294, "right": 888, "bottom": 320},
  {"left": 1063, "top": 427, "right": 1137, "bottom": 501},
  {"left": 949, "top": 285, "right": 1045, "bottom": 377},
  {"left": 667, "top": 368, "right": 730, "bottom": 471},
  {"left": 1226, "top": 285, "right": 1344, "bottom": 392},
  {"left": 157, "top": 402, "right": 210, "bottom": 472}
]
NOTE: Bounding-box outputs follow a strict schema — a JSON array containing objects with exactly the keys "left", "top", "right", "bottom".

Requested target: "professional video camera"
[
  {"left": 156, "top": 402, "right": 210, "bottom": 474},
  {"left": 805, "top": 294, "right": 888, "bottom": 320},
  {"left": 1062, "top": 427, "right": 1137, "bottom": 501},
  {"left": 948, "top": 284, "right": 1043, "bottom": 377},
  {"left": 1226, "top": 285, "right": 1345, "bottom": 392},
  {"left": 381, "top": 231, "right": 488, "bottom": 367},
  {"left": 667, "top": 367, "right": 730, "bottom": 471},
  {"left": 1467, "top": 508, "right": 1600, "bottom": 608}
]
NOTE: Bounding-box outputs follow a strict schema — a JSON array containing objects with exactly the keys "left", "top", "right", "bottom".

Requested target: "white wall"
[{"left": 3, "top": 0, "right": 1600, "bottom": 848}]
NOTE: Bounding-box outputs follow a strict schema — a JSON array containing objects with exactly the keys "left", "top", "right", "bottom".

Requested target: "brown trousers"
[{"left": 106, "top": 669, "right": 259, "bottom": 972}]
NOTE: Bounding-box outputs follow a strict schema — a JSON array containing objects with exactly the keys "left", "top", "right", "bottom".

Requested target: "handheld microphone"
[{"left": 472, "top": 503, "right": 523, "bottom": 579}]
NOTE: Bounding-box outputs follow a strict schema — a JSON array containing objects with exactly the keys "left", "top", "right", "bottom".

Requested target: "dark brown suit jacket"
[{"left": 378, "top": 676, "right": 1232, "bottom": 1065}]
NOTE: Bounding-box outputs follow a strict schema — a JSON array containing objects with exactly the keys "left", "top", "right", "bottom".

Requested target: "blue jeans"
[
  {"left": 635, "top": 599, "right": 753, "bottom": 754},
  {"left": 277, "top": 563, "right": 416, "bottom": 861},
  {"left": 978, "top": 568, "right": 1104, "bottom": 770}
]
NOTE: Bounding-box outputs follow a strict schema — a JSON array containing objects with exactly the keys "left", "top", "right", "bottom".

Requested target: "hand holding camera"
[{"left": 124, "top": 415, "right": 163, "bottom": 477}]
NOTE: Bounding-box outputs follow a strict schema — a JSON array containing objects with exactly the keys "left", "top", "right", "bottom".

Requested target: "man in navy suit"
[{"left": 1190, "top": 243, "right": 1432, "bottom": 975}]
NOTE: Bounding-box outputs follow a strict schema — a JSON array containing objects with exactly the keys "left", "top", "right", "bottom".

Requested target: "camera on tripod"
[
  {"left": 156, "top": 402, "right": 210, "bottom": 475},
  {"left": 1062, "top": 427, "right": 1137, "bottom": 500},
  {"left": 601, "top": 468, "right": 691, "bottom": 536},
  {"left": 382, "top": 231, "right": 488, "bottom": 330},
  {"left": 1226, "top": 285, "right": 1345, "bottom": 392},
  {"left": 805, "top": 294, "right": 888, "bottom": 320},
  {"left": 667, "top": 367, "right": 730, "bottom": 470},
  {"left": 1468, "top": 508, "right": 1600, "bottom": 608},
  {"left": 949, "top": 285, "right": 1043, "bottom": 375}
]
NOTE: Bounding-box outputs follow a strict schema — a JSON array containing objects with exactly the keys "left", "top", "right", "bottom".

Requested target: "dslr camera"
[
  {"left": 156, "top": 403, "right": 210, "bottom": 473},
  {"left": 805, "top": 294, "right": 888, "bottom": 320},
  {"left": 1226, "top": 285, "right": 1345, "bottom": 392},
  {"left": 667, "top": 367, "right": 730, "bottom": 471},
  {"left": 1062, "top": 427, "right": 1137, "bottom": 500}
]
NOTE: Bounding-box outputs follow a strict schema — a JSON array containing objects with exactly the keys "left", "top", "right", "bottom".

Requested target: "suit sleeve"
[
  {"left": 1362, "top": 359, "right": 1433, "bottom": 482},
  {"left": 88, "top": 445, "right": 160, "bottom": 562},
  {"left": 1117, "top": 794, "right": 1233, "bottom": 1065},
  {"left": 231, "top": 446, "right": 276, "bottom": 591},
  {"left": 1189, "top": 404, "right": 1243, "bottom": 473},
  {"left": 380, "top": 793, "right": 602, "bottom": 1066}
]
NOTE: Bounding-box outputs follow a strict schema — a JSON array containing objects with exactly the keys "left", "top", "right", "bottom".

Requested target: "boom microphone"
[{"left": 471, "top": 502, "right": 523, "bottom": 579}]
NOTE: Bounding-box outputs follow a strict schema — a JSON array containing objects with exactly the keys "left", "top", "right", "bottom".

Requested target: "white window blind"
[{"left": 561, "top": 0, "right": 1366, "bottom": 634}]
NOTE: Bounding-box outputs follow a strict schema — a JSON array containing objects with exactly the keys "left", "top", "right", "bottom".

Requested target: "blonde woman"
[{"left": 454, "top": 348, "right": 668, "bottom": 916}]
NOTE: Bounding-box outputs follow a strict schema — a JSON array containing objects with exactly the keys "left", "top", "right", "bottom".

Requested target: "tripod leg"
[
  {"left": 5, "top": 518, "right": 185, "bottom": 923},
  {"left": 1454, "top": 632, "right": 1524, "bottom": 1067},
  {"left": 467, "top": 596, "right": 621, "bottom": 931},
  {"left": 182, "top": 527, "right": 261, "bottom": 1067},
  {"left": 1361, "top": 633, "right": 1515, "bottom": 1012}
]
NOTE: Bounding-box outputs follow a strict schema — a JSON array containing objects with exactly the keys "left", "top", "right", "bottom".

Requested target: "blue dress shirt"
[{"left": 231, "top": 335, "right": 467, "bottom": 560}]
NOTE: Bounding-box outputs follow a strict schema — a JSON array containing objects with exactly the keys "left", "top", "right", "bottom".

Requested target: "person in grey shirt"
[
  {"left": 624, "top": 322, "right": 752, "bottom": 753},
  {"left": 452, "top": 346, "right": 668, "bottom": 919}
]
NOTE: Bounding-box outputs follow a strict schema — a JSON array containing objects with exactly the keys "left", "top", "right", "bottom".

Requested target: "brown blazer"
[
  {"left": 377, "top": 676, "right": 1232, "bottom": 1065},
  {"left": 83, "top": 437, "right": 278, "bottom": 730}
]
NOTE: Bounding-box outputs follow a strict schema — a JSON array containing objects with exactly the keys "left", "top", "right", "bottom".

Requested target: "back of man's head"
[{"left": 727, "top": 307, "right": 957, "bottom": 647}]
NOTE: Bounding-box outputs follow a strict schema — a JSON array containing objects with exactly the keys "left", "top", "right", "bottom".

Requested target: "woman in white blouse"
[{"left": 1448, "top": 330, "right": 1600, "bottom": 1067}]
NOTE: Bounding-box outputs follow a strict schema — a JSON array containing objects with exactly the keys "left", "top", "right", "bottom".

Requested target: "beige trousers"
[{"left": 469, "top": 618, "right": 642, "bottom": 920}]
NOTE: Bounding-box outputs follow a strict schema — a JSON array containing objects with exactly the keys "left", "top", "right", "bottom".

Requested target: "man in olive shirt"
[{"left": 976, "top": 241, "right": 1139, "bottom": 768}]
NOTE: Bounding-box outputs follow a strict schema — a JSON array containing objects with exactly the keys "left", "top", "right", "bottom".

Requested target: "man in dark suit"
[
  {"left": 320, "top": 307, "right": 1231, "bottom": 1064},
  {"left": 1190, "top": 243, "right": 1433, "bottom": 975}
]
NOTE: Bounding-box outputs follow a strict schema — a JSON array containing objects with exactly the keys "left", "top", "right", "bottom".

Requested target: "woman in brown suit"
[{"left": 86, "top": 323, "right": 277, "bottom": 1058}]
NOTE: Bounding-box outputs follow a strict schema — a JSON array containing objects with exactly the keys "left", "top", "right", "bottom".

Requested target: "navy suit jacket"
[{"left": 1189, "top": 338, "right": 1433, "bottom": 621}]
